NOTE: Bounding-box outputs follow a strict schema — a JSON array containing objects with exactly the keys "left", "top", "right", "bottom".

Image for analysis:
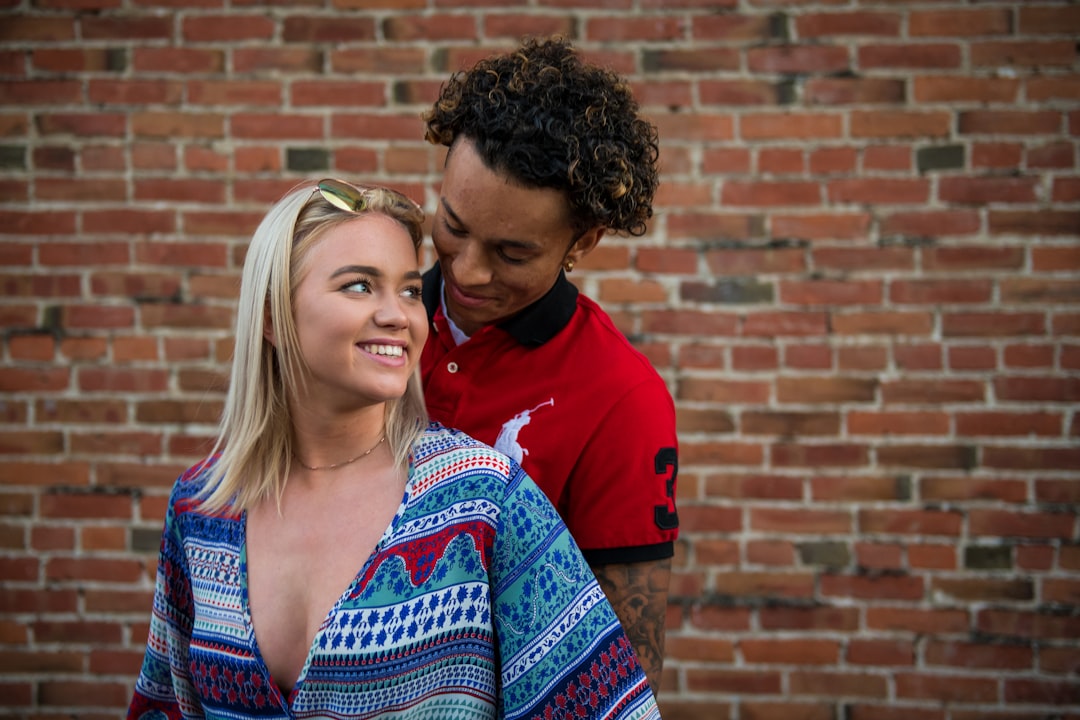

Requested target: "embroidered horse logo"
[{"left": 494, "top": 398, "right": 555, "bottom": 464}]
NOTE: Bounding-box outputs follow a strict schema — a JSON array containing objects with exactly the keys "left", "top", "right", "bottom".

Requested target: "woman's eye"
[
  {"left": 342, "top": 278, "right": 371, "bottom": 293},
  {"left": 402, "top": 285, "right": 422, "bottom": 300}
]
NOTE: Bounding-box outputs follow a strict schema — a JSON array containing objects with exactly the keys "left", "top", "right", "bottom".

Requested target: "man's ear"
[{"left": 566, "top": 226, "right": 605, "bottom": 266}]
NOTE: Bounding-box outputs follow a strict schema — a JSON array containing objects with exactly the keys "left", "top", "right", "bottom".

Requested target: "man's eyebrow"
[{"left": 440, "top": 197, "right": 543, "bottom": 252}]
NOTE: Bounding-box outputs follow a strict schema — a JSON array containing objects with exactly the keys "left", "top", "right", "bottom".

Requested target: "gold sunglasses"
[{"left": 316, "top": 178, "right": 422, "bottom": 214}]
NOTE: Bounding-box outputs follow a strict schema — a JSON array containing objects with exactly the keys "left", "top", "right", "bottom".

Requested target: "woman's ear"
[{"left": 263, "top": 302, "right": 276, "bottom": 347}]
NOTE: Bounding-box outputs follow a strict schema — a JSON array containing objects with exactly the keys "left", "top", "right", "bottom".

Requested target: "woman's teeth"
[{"left": 362, "top": 344, "right": 403, "bottom": 357}]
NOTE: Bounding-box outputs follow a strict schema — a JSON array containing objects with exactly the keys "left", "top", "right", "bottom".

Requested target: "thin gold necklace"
[{"left": 296, "top": 434, "right": 385, "bottom": 471}]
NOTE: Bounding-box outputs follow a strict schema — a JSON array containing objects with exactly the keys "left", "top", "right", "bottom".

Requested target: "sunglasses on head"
[{"left": 316, "top": 178, "right": 422, "bottom": 214}]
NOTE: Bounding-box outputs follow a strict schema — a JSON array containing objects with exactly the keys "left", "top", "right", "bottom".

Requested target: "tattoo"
[{"left": 590, "top": 558, "right": 672, "bottom": 696}]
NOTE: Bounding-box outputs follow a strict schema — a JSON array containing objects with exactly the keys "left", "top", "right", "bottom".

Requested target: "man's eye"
[
  {"left": 498, "top": 249, "right": 528, "bottom": 265},
  {"left": 443, "top": 220, "right": 467, "bottom": 237}
]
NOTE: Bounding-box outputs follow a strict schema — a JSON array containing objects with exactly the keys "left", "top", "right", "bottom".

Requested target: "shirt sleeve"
[
  {"left": 492, "top": 465, "right": 660, "bottom": 720},
  {"left": 564, "top": 376, "right": 680, "bottom": 564},
  {"left": 128, "top": 479, "right": 201, "bottom": 720}
]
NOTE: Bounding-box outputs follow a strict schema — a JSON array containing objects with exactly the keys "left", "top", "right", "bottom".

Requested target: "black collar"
[{"left": 422, "top": 264, "right": 578, "bottom": 347}]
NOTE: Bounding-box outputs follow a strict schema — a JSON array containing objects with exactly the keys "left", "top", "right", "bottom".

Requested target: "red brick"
[
  {"left": 1040, "top": 646, "right": 1080, "bottom": 674},
  {"left": 700, "top": 80, "right": 781, "bottom": 106},
  {"left": 721, "top": 180, "right": 820, "bottom": 207},
  {"left": 947, "top": 345, "right": 996, "bottom": 371},
  {"left": 909, "top": 544, "right": 957, "bottom": 570},
  {"left": 771, "top": 443, "right": 868, "bottom": 468},
  {"left": 750, "top": 508, "right": 851, "bottom": 534},
  {"left": 972, "top": 141, "right": 1023, "bottom": 169},
  {"left": 847, "top": 639, "right": 914, "bottom": 666},
  {"left": 859, "top": 43, "right": 961, "bottom": 70},
  {"left": 847, "top": 411, "right": 948, "bottom": 436},
  {"left": 769, "top": 211, "right": 874, "bottom": 240},
  {"left": 702, "top": 473, "right": 801, "bottom": 501},
  {"left": 890, "top": 279, "right": 992, "bottom": 304},
  {"left": 757, "top": 147, "right": 803, "bottom": 174},
  {"left": 913, "top": 7, "right": 1012, "bottom": 35},
  {"left": 926, "top": 640, "right": 1034, "bottom": 670},
  {"left": 851, "top": 110, "right": 950, "bottom": 138},
  {"left": 859, "top": 509, "right": 963, "bottom": 536},
  {"left": 956, "top": 411, "right": 1062, "bottom": 437},
  {"left": 942, "top": 312, "right": 1045, "bottom": 337},
  {"left": 850, "top": 707, "right": 944, "bottom": 720},
  {"left": 895, "top": 673, "right": 998, "bottom": 703},
  {"left": 1006, "top": 678, "right": 1080, "bottom": 705},
  {"left": 796, "top": 11, "right": 900, "bottom": 38},
  {"left": 821, "top": 574, "right": 924, "bottom": 601},
  {"left": 813, "top": 247, "right": 911, "bottom": 272},
  {"left": 686, "top": 669, "right": 781, "bottom": 695},
  {"left": 994, "top": 376, "right": 1080, "bottom": 403},
  {"left": 1031, "top": 144, "right": 1077, "bottom": 171},
  {"left": 939, "top": 176, "right": 1039, "bottom": 204},
  {"left": 777, "top": 377, "right": 876, "bottom": 403},
  {"left": 960, "top": 110, "right": 1062, "bottom": 135},
  {"left": 867, "top": 607, "right": 968, "bottom": 634},
  {"left": 1035, "top": 479, "right": 1080, "bottom": 504},
  {"left": 990, "top": 210, "right": 1080, "bottom": 235},
  {"left": 742, "top": 113, "right": 843, "bottom": 141},
  {"left": 744, "top": 312, "right": 829, "bottom": 337},
  {"left": 810, "top": 476, "right": 906, "bottom": 502},
  {"left": 713, "top": 572, "right": 816, "bottom": 600},
  {"left": 914, "top": 76, "right": 1020, "bottom": 103},
  {"left": 760, "top": 606, "right": 858, "bottom": 631},
  {"left": 742, "top": 639, "right": 840, "bottom": 665},
  {"left": 983, "top": 446, "right": 1080, "bottom": 471},
  {"left": 668, "top": 211, "right": 762, "bottom": 241},
  {"left": 828, "top": 178, "right": 929, "bottom": 204},
  {"left": 978, "top": 609, "right": 1080, "bottom": 640},
  {"left": 969, "top": 510, "right": 1076, "bottom": 540},
  {"left": 746, "top": 540, "right": 795, "bottom": 566},
  {"left": 747, "top": 45, "right": 849, "bottom": 74},
  {"left": 1019, "top": 5, "right": 1080, "bottom": 34},
  {"left": 680, "top": 441, "right": 764, "bottom": 467},
  {"left": 44, "top": 557, "right": 143, "bottom": 583},
  {"left": 781, "top": 279, "right": 882, "bottom": 306},
  {"left": 933, "top": 578, "right": 1033, "bottom": 602},
  {"left": 972, "top": 40, "right": 1080, "bottom": 69},
  {"left": 922, "top": 245, "right": 1024, "bottom": 271},
  {"left": 855, "top": 542, "right": 902, "bottom": 570}
]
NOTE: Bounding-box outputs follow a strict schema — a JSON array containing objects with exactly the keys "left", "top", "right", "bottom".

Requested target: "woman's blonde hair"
[{"left": 198, "top": 180, "right": 428, "bottom": 513}]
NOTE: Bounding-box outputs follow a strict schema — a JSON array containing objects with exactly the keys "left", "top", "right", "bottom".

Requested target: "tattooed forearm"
[{"left": 590, "top": 558, "right": 672, "bottom": 696}]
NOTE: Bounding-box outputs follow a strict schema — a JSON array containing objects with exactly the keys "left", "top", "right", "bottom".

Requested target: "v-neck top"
[{"left": 128, "top": 423, "right": 660, "bottom": 720}]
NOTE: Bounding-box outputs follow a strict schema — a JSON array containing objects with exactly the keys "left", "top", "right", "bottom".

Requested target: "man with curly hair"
[{"left": 419, "top": 36, "right": 678, "bottom": 694}]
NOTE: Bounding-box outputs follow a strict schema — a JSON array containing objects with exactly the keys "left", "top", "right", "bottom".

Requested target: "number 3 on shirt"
[{"left": 653, "top": 447, "right": 679, "bottom": 531}]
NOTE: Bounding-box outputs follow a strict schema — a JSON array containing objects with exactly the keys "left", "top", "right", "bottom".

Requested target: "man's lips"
[{"left": 445, "top": 278, "right": 492, "bottom": 309}]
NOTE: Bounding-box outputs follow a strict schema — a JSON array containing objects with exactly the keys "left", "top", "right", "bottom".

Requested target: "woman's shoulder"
[
  {"left": 167, "top": 455, "right": 235, "bottom": 519},
  {"left": 411, "top": 422, "right": 521, "bottom": 491}
]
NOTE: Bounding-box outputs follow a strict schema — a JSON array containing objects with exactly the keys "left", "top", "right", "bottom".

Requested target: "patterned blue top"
[{"left": 129, "top": 423, "right": 660, "bottom": 719}]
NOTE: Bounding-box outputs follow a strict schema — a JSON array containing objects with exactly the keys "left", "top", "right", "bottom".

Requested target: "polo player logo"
[{"left": 494, "top": 398, "right": 555, "bottom": 464}]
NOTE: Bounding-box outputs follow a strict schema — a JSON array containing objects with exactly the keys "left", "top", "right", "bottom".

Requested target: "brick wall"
[{"left": 1, "top": 1, "right": 1078, "bottom": 717}]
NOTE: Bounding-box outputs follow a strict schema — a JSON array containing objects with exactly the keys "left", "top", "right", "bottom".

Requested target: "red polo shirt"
[{"left": 421, "top": 266, "right": 679, "bottom": 565}]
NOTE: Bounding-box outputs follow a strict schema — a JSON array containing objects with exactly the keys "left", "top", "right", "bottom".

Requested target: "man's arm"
[{"left": 590, "top": 557, "right": 672, "bottom": 696}]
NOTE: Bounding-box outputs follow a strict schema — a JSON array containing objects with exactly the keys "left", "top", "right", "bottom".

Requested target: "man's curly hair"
[{"left": 423, "top": 36, "right": 659, "bottom": 237}]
